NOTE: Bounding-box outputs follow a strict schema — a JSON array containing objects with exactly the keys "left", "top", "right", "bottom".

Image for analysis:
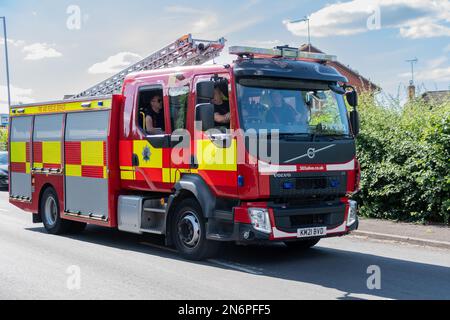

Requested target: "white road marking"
[{"left": 208, "top": 259, "right": 263, "bottom": 275}]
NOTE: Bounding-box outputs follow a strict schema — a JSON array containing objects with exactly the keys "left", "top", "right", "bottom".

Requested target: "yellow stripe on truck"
[
  {"left": 10, "top": 99, "right": 112, "bottom": 117},
  {"left": 81, "top": 141, "right": 104, "bottom": 166},
  {"left": 133, "top": 140, "right": 162, "bottom": 169},
  {"left": 196, "top": 139, "right": 237, "bottom": 172},
  {"left": 42, "top": 142, "right": 61, "bottom": 165},
  {"left": 10, "top": 142, "right": 27, "bottom": 163},
  {"left": 120, "top": 170, "right": 135, "bottom": 180},
  {"left": 66, "top": 165, "right": 82, "bottom": 177}
]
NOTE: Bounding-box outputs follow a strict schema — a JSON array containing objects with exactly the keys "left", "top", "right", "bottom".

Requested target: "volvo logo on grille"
[
  {"left": 307, "top": 148, "right": 316, "bottom": 159},
  {"left": 285, "top": 144, "right": 337, "bottom": 163}
]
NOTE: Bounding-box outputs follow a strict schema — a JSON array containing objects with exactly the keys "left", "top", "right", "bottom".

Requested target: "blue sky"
[{"left": 0, "top": 0, "right": 449, "bottom": 112}]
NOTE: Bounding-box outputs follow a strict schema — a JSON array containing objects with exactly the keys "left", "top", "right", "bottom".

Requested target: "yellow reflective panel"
[
  {"left": 133, "top": 140, "right": 162, "bottom": 169},
  {"left": 33, "top": 163, "right": 43, "bottom": 169},
  {"left": 81, "top": 141, "right": 104, "bottom": 166},
  {"left": 162, "top": 168, "right": 171, "bottom": 183},
  {"left": 42, "top": 142, "right": 61, "bottom": 165},
  {"left": 120, "top": 170, "right": 135, "bottom": 180},
  {"left": 10, "top": 142, "right": 27, "bottom": 163},
  {"left": 196, "top": 139, "right": 237, "bottom": 172},
  {"left": 66, "top": 165, "right": 82, "bottom": 177},
  {"left": 10, "top": 99, "right": 112, "bottom": 116}
]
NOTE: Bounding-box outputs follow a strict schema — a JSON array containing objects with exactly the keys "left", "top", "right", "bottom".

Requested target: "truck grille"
[{"left": 270, "top": 172, "right": 348, "bottom": 198}]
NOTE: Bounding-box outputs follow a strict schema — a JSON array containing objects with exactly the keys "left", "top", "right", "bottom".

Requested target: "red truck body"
[{"left": 9, "top": 55, "right": 360, "bottom": 260}]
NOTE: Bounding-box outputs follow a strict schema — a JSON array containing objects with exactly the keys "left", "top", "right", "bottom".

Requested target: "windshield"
[
  {"left": 0, "top": 153, "right": 7, "bottom": 165},
  {"left": 237, "top": 78, "right": 350, "bottom": 136}
]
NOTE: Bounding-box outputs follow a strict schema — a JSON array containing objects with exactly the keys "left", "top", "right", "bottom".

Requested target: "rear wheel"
[
  {"left": 284, "top": 239, "right": 320, "bottom": 250},
  {"left": 171, "top": 198, "right": 219, "bottom": 261},
  {"left": 40, "top": 188, "right": 85, "bottom": 235}
]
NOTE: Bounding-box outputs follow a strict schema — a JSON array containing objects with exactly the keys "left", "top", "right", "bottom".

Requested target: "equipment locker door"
[
  {"left": 9, "top": 116, "right": 33, "bottom": 200},
  {"left": 64, "top": 110, "right": 110, "bottom": 220}
]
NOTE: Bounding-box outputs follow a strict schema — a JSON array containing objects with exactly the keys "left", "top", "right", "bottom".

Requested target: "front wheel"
[
  {"left": 284, "top": 239, "right": 320, "bottom": 250},
  {"left": 171, "top": 198, "right": 219, "bottom": 261}
]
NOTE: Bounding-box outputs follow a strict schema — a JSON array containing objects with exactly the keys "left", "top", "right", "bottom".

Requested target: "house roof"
[
  {"left": 299, "top": 44, "right": 381, "bottom": 92},
  {"left": 422, "top": 90, "right": 450, "bottom": 105}
]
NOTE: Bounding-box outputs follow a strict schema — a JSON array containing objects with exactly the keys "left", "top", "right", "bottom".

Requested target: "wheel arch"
[
  {"left": 165, "top": 174, "right": 216, "bottom": 246},
  {"left": 38, "top": 183, "right": 57, "bottom": 214}
]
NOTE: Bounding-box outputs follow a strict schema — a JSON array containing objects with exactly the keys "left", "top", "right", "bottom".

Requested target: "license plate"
[{"left": 297, "top": 226, "right": 327, "bottom": 238}]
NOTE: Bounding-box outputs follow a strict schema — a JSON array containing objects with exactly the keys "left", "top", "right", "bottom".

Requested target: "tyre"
[
  {"left": 171, "top": 198, "right": 219, "bottom": 261},
  {"left": 40, "top": 187, "right": 72, "bottom": 235},
  {"left": 284, "top": 239, "right": 320, "bottom": 250}
]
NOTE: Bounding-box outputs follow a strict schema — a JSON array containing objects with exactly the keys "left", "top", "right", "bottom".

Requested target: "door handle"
[
  {"left": 190, "top": 155, "right": 198, "bottom": 169},
  {"left": 132, "top": 153, "right": 139, "bottom": 167}
]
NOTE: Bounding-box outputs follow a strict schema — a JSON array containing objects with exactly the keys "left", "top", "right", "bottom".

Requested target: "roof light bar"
[{"left": 229, "top": 46, "right": 337, "bottom": 62}]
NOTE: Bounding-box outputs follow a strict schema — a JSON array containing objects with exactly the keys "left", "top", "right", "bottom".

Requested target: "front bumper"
[{"left": 207, "top": 200, "right": 359, "bottom": 242}]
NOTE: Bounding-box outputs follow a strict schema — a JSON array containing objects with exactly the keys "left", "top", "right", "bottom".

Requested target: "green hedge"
[
  {"left": 355, "top": 95, "right": 450, "bottom": 224},
  {"left": 0, "top": 129, "right": 7, "bottom": 151}
]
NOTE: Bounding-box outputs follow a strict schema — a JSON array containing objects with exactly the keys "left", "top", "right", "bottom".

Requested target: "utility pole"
[
  {"left": 406, "top": 58, "right": 418, "bottom": 85},
  {"left": 290, "top": 16, "right": 311, "bottom": 51},
  {"left": 406, "top": 58, "right": 418, "bottom": 101},
  {"left": 1, "top": 16, "right": 11, "bottom": 109}
]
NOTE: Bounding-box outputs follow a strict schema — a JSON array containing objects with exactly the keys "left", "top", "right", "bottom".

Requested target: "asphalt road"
[{"left": 0, "top": 191, "right": 449, "bottom": 300}]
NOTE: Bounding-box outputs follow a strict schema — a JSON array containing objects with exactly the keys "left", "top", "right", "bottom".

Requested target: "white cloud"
[
  {"left": 0, "top": 85, "right": 35, "bottom": 112},
  {"left": 164, "top": 3, "right": 263, "bottom": 37},
  {"left": 284, "top": 0, "right": 450, "bottom": 39},
  {"left": 400, "top": 21, "right": 450, "bottom": 39},
  {"left": 22, "top": 43, "right": 62, "bottom": 60},
  {"left": 88, "top": 52, "right": 142, "bottom": 74}
]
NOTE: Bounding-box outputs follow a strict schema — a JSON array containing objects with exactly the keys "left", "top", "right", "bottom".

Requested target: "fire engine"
[{"left": 9, "top": 34, "right": 361, "bottom": 260}]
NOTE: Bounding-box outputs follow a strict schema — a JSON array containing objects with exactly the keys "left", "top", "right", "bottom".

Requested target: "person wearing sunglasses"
[{"left": 145, "top": 95, "right": 165, "bottom": 135}]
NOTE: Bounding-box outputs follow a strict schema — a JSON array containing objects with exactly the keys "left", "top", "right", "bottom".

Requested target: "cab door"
[{"left": 192, "top": 74, "right": 238, "bottom": 197}]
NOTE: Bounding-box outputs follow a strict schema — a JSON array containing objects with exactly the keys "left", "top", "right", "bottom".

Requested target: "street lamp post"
[{"left": 1, "top": 16, "right": 11, "bottom": 109}]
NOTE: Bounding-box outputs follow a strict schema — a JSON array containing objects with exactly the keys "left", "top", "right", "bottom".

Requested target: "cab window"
[
  {"left": 137, "top": 87, "right": 165, "bottom": 135},
  {"left": 169, "top": 86, "right": 189, "bottom": 132}
]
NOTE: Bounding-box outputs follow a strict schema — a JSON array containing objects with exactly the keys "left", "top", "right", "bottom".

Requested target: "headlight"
[
  {"left": 347, "top": 200, "right": 358, "bottom": 226},
  {"left": 248, "top": 208, "right": 272, "bottom": 234}
]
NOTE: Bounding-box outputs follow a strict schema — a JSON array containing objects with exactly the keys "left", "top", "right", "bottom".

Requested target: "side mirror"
[
  {"left": 197, "top": 81, "right": 215, "bottom": 102},
  {"left": 195, "top": 103, "right": 215, "bottom": 132},
  {"left": 346, "top": 90, "right": 358, "bottom": 108},
  {"left": 350, "top": 109, "right": 360, "bottom": 136}
]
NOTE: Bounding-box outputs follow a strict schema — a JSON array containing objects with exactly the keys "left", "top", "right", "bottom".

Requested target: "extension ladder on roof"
[{"left": 71, "top": 34, "right": 226, "bottom": 99}]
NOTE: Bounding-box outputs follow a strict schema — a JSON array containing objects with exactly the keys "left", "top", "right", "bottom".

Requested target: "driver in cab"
[
  {"left": 265, "top": 91, "right": 308, "bottom": 125},
  {"left": 212, "top": 85, "right": 230, "bottom": 129},
  {"left": 145, "top": 94, "right": 165, "bottom": 135}
]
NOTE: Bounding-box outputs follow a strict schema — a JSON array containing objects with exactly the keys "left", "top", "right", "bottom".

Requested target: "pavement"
[
  {"left": 354, "top": 218, "right": 450, "bottom": 250},
  {"left": 0, "top": 190, "right": 449, "bottom": 300}
]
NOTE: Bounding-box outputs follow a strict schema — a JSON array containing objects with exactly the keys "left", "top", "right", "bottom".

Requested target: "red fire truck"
[{"left": 9, "top": 35, "right": 360, "bottom": 260}]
